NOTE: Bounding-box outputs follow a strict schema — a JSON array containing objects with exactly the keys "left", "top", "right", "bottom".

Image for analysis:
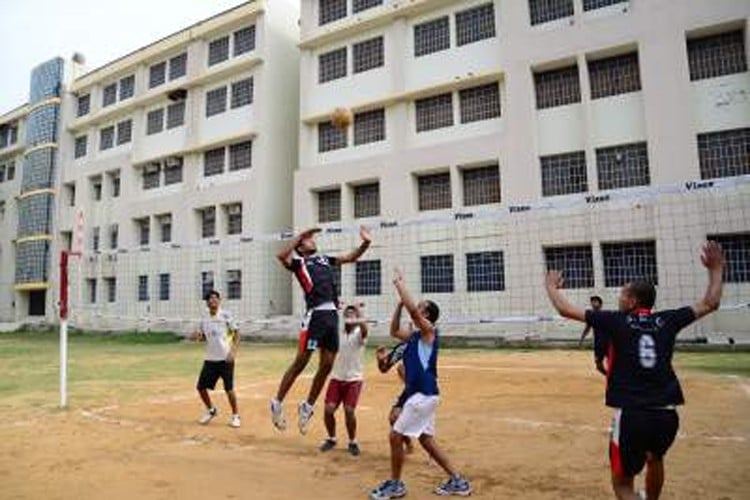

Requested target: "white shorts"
[{"left": 393, "top": 393, "right": 439, "bottom": 437}]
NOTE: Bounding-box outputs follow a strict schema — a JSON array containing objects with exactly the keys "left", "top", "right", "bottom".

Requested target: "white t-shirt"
[
  {"left": 200, "top": 309, "right": 238, "bottom": 361},
  {"left": 330, "top": 326, "right": 366, "bottom": 381}
]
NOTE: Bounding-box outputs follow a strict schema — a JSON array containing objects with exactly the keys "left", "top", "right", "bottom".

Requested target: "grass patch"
[{"left": 675, "top": 352, "right": 750, "bottom": 377}]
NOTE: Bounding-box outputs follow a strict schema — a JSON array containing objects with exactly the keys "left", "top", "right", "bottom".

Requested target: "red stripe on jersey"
[
  {"left": 298, "top": 329, "right": 310, "bottom": 354},
  {"left": 634, "top": 308, "right": 652, "bottom": 316},
  {"left": 295, "top": 262, "right": 314, "bottom": 294},
  {"left": 609, "top": 440, "right": 625, "bottom": 479}
]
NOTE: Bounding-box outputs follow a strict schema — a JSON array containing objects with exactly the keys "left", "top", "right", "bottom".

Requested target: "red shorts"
[{"left": 325, "top": 379, "right": 363, "bottom": 409}]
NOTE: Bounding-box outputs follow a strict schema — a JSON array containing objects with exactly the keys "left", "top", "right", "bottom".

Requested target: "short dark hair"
[
  {"left": 627, "top": 281, "right": 656, "bottom": 308},
  {"left": 205, "top": 290, "right": 220, "bottom": 301},
  {"left": 424, "top": 300, "right": 440, "bottom": 324},
  {"left": 590, "top": 296, "right": 603, "bottom": 306},
  {"left": 343, "top": 305, "right": 357, "bottom": 314}
]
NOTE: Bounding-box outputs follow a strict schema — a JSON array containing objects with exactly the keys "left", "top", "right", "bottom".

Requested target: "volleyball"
[{"left": 331, "top": 107, "right": 353, "bottom": 130}]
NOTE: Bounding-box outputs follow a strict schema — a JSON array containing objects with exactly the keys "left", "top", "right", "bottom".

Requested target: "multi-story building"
[{"left": 295, "top": 0, "right": 750, "bottom": 337}]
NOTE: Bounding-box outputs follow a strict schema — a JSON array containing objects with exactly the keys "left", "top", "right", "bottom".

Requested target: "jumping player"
[
  {"left": 271, "top": 226, "right": 372, "bottom": 434},
  {"left": 544, "top": 241, "right": 724, "bottom": 500},
  {"left": 369, "top": 269, "right": 472, "bottom": 499}
]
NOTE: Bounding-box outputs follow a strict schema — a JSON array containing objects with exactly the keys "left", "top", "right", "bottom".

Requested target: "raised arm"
[
  {"left": 393, "top": 269, "right": 434, "bottom": 338},
  {"left": 336, "top": 226, "right": 372, "bottom": 264},
  {"left": 389, "top": 301, "right": 411, "bottom": 341},
  {"left": 276, "top": 228, "right": 320, "bottom": 269},
  {"left": 544, "top": 270, "right": 586, "bottom": 322},
  {"left": 691, "top": 241, "right": 725, "bottom": 320}
]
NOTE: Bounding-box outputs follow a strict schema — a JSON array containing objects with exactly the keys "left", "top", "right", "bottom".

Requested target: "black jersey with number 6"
[{"left": 585, "top": 307, "right": 696, "bottom": 409}]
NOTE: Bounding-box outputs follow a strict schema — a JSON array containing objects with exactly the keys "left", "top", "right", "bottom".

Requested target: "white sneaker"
[
  {"left": 199, "top": 407, "right": 217, "bottom": 425},
  {"left": 298, "top": 400, "right": 314, "bottom": 435},
  {"left": 270, "top": 399, "right": 287, "bottom": 431},
  {"left": 230, "top": 414, "right": 241, "bottom": 428}
]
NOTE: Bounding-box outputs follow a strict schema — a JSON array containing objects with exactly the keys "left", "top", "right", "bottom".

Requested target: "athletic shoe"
[
  {"left": 637, "top": 491, "right": 647, "bottom": 500},
  {"left": 230, "top": 414, "right": 241, "bottom": 428},
  {"left": 198, "top": 407, "right": 217, "bottom": 425},
  {"left": 369, "top": 479, "right": 406, "bottom": 500},
  {"left": 347, "top": 442, "right": 361, "bottom": 456},
  {"left": 319, "top": 438, "right": 336, "bottom": 452},
  {"left": 298, "top": 401, "right": 314, "bottom": 435},
  {"left": 435, "top": 475, "right": 472, "bottom": 496},
  {"left": 270, "top": 399, "right": 286, "bottom": 431}
]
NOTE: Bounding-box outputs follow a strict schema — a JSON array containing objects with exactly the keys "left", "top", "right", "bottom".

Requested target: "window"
[
  {"left": 164, "top": 157, "right": 183, "bottom": 185},
  {"left": 463, "top": 165, "right": 501, "bottom": 206},
  {"left": 158, "top": 214, "right": 172, "bottom": 243},
  {"left": 91, "top": 177, "right": 102, "bottom": 201},
  {"left": 589, "top": 53, "right": 641, "bottom": 99},
  {"left": 138, "top": 275, "right": 149, "bottom": 301},
  {"left": 109, "top": 224, "right": 118, "bottom": 249},
  {"left": 602, "top": 241, "right": 658, "bottom": 287},
  {"left": 459, "top": 83, "right": 501, "bottom": 123},
  {"left": 116, "top": 119, "right": 132, "bottom": 145},
  {"left": 319, "top": 47, "right": 347, "bottom": 83},
  {"left": 231, "top": 78, "right": 253, "bottom": 108},
  {"left": 110, "top": 171, "right": 121, "bottom": 197},
  {"left": 234, "top": 26, "right": 256, "bottom": 56},
  {"left": 456, "top": 3, "right": 496, "bottom": 46},
  {"left": 65, "top": 183, "right": 76, "bottom": 206},
  {"left": 159, "top": 273, "right": 170, "bottom": 301},
  {"left": 534, "top": 65, "right": 581, "bottom": 109},
  {"left": 227, "top": 270, "right": 242, "bottom": 299},
  {"left": 136, "top": 217, "right": 150, "bottom": 246},
  {"left": 415, "top": 93, "right": 453, "bottom": 132},
  {"left": 0, "top": 165, "right": 5, "bottom": 182},
  {"left": 541, "top": 151, "right": 588, "bottom": 196},
  {"left": 697, "top": 127, "right": 750, "bottom": 179},
  {"left": 418, "top": 172, "right": 452, "bottom": 211},
  {"left": 228, "top": 140, "right": 252, "bottom": 171},
  {"left": 596, "top": 142, "right": 650, "bottom": 190},
  {"left": 206, "top": 86, "right": 228, "bottom": 117},
  {"left": 467, "top": 251, "right": 505, "bottom": 291},
  {"left": 167, "top": 101, "right": 185, "bottom": 129},
  {"left": 414, "top": 16, "right": 450, "bottom": 57},
  {"left": 102, "top": 83, "right": 117, "bottom": 107},
  {"left": 544, "top": 245, "right": 594, "bottom": 288},
  {"left": 529, "top": 0, "right": 574, "bottom": 26},
  {"left": 354, "top": 108, "right": 385, "bottom": 145},
  {"left": 87, "top": 279, "right": 97, "bottom": 304},
  {"left": 169, "top": 53, "right": 187, "bottom": 80},
  {"left": 583, "top": 0, "right": 626, "bottom": 10},
  {"left": 99, "top": 126, "right": 115, "bottom": 150},
  {"left": 92, "top": 227, "right": 100, "bottom": 251},
  {"left": 150, "top": 62, "right": 167, "bottom": 88},
  {"left": 708, "top": 233, "right": 750, "bottom": 283},
  {"left": 201, "top": 271, "right": 215, "bottom": 300},
  {"left": 208, "top": 36, "right": 230, "bottom": 66},
  {"left": 421, "top": 255, "right": 454, "bottom": 293},
  {"left": 105, "top": 277, "right": 116, "bottom": 303},
  {"left": 320, "top": 0, "right": 347, "bottom": 25},
  {"left": 688, "top": 30, "right": 747, "bottom": 81},
  {"left": 204, "top": 147, "right": 225, "bottom": 176},
  {"left": 318, "top": 189, "right": 341, "bottom": 223},
  {"left": 225, "top": 203, "right": 242, "bottom": 235},
  {"left": 353, "top": 183, "right": 380, "bottom": 218},
  {"left": 356, "top": 260, "right": 381, "bottom": 295},
  {"left": 146, "top": 108, "right": 164, "bottom": 135},
  {"left": 319, "top": 121, "right": 347, "bottom": 152},
  {"left": 119, "top": 75, "right": 135, "bottom": 100},
  {"left": 143, "top": 163, "right": 161, "bottom": 189},
  {"left": 6, "top": 162, "right": 14, "bottom": 180},
  {"left": 74, "top": 135, "right": 87, "bottom": 158},
  {"left": 353, "top": 0, "right": 382, "bottom": 13},
  {"left": 353, "top": 36, "right": 384, "bottom": 74},
  {"left": 200, "top": 206, "right": 216, "bottom": 238},
  {"left": 77, "top": 94, "right": 90, "bottom": 117}
]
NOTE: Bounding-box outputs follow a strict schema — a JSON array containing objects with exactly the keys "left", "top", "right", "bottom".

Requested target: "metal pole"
[{"left": 59, "top": 250, "right": 68, "bottom": 408}]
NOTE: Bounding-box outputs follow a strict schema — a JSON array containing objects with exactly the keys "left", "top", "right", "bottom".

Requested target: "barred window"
[
  {"left": 354, "top": 182, "right": 380, "bottom": 218},
  {"left": 353, "top": 36, "right": 384, "bottom": 74},
  {"left": 541, "top": 151, "right": 588, "bottom": 196},
  {"left": 87, "top": 279, "right": 97, "bottom": 304},
  {"left": 149, "top": 62, "right": 166, "bottom": 88},
  {"left": 688, "top": 30, "right": 747, "bottom": 81},
  {"left": 596, "top": 142, "right": 650, "bottom": 190},
  {"left": 418, "top": 172, "right": 452, "bottom": 211},
  {"left": 529, "top": 0, "right": 574, "bottom": 26},
  {"left": 415, "top": 93, "right": 453, "bottom": 132},
  {"left": 77, "top": 94, "right": 90, "bottom": 117},
  {"left": 234, "top": 26, "right": 256, "bottom": 56},
  {"left": 414, "top": 17, "right": 450, "bottom": 57},
  {"left": 99, "top": 126, "right": 115, "bottom": 150},
  {"left": 320, "top": 0, "right": 347, "bottom": 25},
  {"left": 6, "top": 162, "right": 14, "bottom": 180},
  {"left": 319, "top": 121, "right": 348, "bottom": 152},
  {"left": 319, "top": 47, "right": 348, "bottom": 83},
  {"left": 697, "top": 128, "right": 750, "bottom": 179},
  {"left": 545, "top": 245, "right": 595, "bottom": 289},
  {"left": 354, "top": 108, "right": 385, "bottom": 145},
  {"left": 231, "top": 78, "right": 253, "bottom": 108},
  {"left": 119, "top": 75, "right": 135, "bottom": 100},
  {"left": 356, "top": 260, "right": 381, "bottom": 295},
  {"left": 226, "top": 203, "right": 242, "bottom": 235},
  {"left": 200, "top": 206, "right": 216, "bottom": 238},
  {"left": 459, "top": 83, "right": 501, "bottom": 123},
  {"left": 206, "top": 86, "right": 228, "bottom": 117},
  {"left": 92, "top": 226, "right": 100, "bottom": 251},
  {"left": 204, "top": 147, "right": 225, "bottom": 176},
  {"left": 421, "top": 255, "right": 454, "bottom": 293},
  {"left": 74, "top": 135, "right": 87, "bottom": 159},
  {"left": 463, "top": 165, "right": 501, "bottom": 205},
  {"left": 353, "top": 0, "right": 382, "bottom": 13},
  {"left": 159, "top": 273, "right": 170, "bottom": 301},
  {"left": 708, "top": 233, "right": 750, "bottom": 283},
  {"left": 318, "top": 189, "right": 341, "bottom": 223},
  {"left": 583, "top": 0, "right": 626, "bottom": 11},
  {"left": 138, "top": 275, "right": 149, "bottom": 301},
  {"left": 602, "top": 240, "right": 658, "bottom": 287},
  {"left": 164, "top": 158, "right": 183, "bottom": 185},
  {"left": 102, "top": 83, "right": 117, "bottom": 107},
  {"left": 105, "top": 277, "right": 116, "bottom": 303},
  {"left": 208, "top": 36, "right": 230, "bottom": 66},
  {"left": 167, "top": 101, "right": 185, "bottom": 129},
  {"left": 589, "top": 53, "right": 641, "bottom": 99},
  {"left": 136, "top": 218, "right": 150, "bottom": 246},
  {"left": 169, "top": 53, "right": 187, "bottom": 80},
  {"left": 159, "top": 214, "right": 172, "bottom": 243},
  {"left": 143, "top": 164, "right": 161, "bottom": 190},
  {"left": 229, "top": 141, "right": 252, "bottom": 171},
  {"left": 116, "top": 119, "right": 132, "bottom": 145},
  {"left": 109, "top": 224, "right": 118, "bottom": 249},
  {"left": 456, "top": 3, "right": 496, "bottom": 46},
  {"left": 201, "top": 271, "right": 214, "bottom": 300},
  {"left": 227, "top": 270, "right": 242, "bottom": 299},
  {"left": 467, "top": 251, "right": 505, "bottom": 292},
  {"left": 110, "top": 172, "right": 120, "bottom": 197},
  {"left": 146, "top": 108, "right": 164, "bottom": 135},
  {"left": 534, "top": 65, "right": 581, "bottom": 109}
]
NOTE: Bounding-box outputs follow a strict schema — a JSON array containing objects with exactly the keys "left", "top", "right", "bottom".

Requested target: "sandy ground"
[{"left": 1, "top": 350, "right": 748, "bottom": 499}]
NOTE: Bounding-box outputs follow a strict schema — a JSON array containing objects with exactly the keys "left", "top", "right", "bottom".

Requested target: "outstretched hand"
[
  {"left": 701, "top": 241, "right": 725, "bottom": 272},
  {"left": 392, "top": 267, "right": 405, "bottom": 287},
  {"left": 545, "top": 270, "right": 564, "bottom": 290}
]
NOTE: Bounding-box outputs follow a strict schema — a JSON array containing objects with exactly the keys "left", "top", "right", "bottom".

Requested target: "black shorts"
[
  {"left": 610, "top": 408, "right": 679, "bottom": 478},
  {"left": 298, "top": 309, "right": 339, "bottom": 353},
  {"left": 197, "top": 360, "right": 235, "bottom": 391}
]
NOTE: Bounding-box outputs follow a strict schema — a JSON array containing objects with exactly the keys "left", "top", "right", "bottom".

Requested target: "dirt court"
[{"left": 1, "top": 346, "right": 748, "bottom": 499}]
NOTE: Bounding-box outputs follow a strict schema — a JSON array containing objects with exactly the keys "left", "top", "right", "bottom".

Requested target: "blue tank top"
[{"left": 402, "top": 330, "right": 439, "bottom": 401}]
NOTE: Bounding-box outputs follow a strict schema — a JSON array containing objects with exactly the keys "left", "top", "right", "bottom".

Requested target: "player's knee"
[
  {"left": 344, "top": 406, "right": 356, "bottom": 417},
  {"left": 389, "top": 430, "right": 403, "bottom": 443},
  {"left": 324, "top": 404, "right": 336, "bottom": 415}
]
